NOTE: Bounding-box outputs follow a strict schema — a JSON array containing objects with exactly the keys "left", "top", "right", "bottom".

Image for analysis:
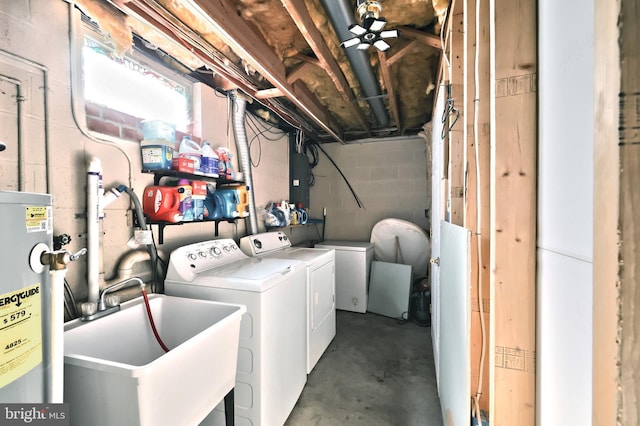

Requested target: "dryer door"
[{"left": 310, "top": 260, "right": 335, "bottom": 330}]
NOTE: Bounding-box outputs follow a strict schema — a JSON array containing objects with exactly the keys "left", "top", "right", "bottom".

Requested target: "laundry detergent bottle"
[
  {"left": 177, "top": 179, "right": 194, "bottom": 221},
  {"left": 200, "top": 142, "right": 219, "bottom": 177},
  {"left": 179, "top": 136, "right": 202, "bottom": 174}
]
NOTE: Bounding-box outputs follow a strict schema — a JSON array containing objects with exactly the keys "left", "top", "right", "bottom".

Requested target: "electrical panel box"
[{"left": 289, "top": 133, "right": 310, "bottom": 208}]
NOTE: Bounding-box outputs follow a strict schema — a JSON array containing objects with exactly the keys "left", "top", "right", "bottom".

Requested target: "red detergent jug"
[{"left": 142, "top": 186, "right": 183, "bottom": 223}]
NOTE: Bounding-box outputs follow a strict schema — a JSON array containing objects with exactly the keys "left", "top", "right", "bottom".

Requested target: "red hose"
[{"left": 142, "top": 289, "right": 170, "bottom": 353}]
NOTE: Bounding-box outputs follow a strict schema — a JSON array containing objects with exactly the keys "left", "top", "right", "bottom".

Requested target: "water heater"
[{"left": 0, "top": 191, "right": 61, "bottom": 403}]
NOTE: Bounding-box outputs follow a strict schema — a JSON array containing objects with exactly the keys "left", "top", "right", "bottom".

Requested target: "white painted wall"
[
  {"left": 537, "top": 0, "right": 594, "bottom": 424},
  {"left": 0, "top": 0, "right": 289, "bottom": 304}
]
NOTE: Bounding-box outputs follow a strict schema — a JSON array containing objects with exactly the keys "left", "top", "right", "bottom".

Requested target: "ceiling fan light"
[
  {"left": 369, "top": 18, "right": 387, "bottom": 32},
  {"left": 357, "top": 42, "right": 372, "bottom": 50},
  {"left": 342, "top": 37, "right": 362, "bottom": 48},
  {"left": 380, "top": 29, "right": 399, "bottom": 39},
  {"left": 374, "top": 39, "right": 390, "bottom": 51},
  {"left": 348, "top": 24, "right": 367, "bottom": 36}
]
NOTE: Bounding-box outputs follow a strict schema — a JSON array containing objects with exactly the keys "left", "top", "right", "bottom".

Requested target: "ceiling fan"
[{"left": 342, "top": 0, "right": 399, "bottom": 52}]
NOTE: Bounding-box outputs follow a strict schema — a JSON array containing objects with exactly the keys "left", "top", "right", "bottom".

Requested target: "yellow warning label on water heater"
[
  {"left": 0, "top": 283, "right": 42, "bottom": 388},
  {"left": 25, "top": 206, "right": 51, "bottom": 233}
]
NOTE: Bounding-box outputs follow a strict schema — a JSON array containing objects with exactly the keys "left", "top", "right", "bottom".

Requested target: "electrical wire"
[
  {"left": 439, "top": 5, "right": 460, "bottom": 141},
  {"left": 472, "top": 0, "right": 487, "bottom": 423},
  {"left": 64, "top": 278, "right": 80, "bottom": 318},
  {"left": 313, "top": 143, "right": 365, "bottom": 209}
]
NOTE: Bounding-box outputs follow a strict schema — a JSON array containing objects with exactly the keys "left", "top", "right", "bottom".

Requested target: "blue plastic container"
[{"left": 141, "top": 139, "right": 174, "bottom": 170}]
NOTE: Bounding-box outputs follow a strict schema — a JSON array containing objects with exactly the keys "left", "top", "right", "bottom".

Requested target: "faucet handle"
[
  {"left": 81, "top": 302, "right": 97, "bottom": 317},
  {"left": 105, "top": 294, "right": 120, "bottom": 308}
]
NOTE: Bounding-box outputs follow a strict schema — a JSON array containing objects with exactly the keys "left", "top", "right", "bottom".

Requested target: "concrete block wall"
[
  {"left": 309, "top": 137, "right": 429, "bottom": 242},
  {"left": 0, "top": 0, "right": 289, "bottom": 306}
]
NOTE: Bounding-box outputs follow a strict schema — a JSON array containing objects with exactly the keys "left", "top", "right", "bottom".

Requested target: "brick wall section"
[
  {"left": 85, "top": 102, "right": 199, "bottom": 145},
  {"left": 85, "top": 101, "right": 144, "bottom": 142}
]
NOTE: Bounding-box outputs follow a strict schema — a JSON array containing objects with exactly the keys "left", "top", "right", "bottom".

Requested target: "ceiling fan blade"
[
  {"left": 374, "top": 39, "right": 390, "bottom": 51},
  {"left": 348, "top": 24, "right": 367, "bottom": 36},
  {"left": 380, "top": 29, "right": 399, "bottom": 39},
  {"left": 342, "top": 37, "right": 361, "bottom": 48}
]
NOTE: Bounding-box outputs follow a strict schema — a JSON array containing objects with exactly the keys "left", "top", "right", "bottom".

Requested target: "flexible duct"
[
  {"left": 231, "top": 92, "right": 259, "bottom": 235},
  {"left": 319, "top": 0, "right": 389, "bottom": 127}
]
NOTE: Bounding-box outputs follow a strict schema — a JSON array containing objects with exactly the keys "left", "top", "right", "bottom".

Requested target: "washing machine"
[
  {"left": 164, "top": 239, "right": 307, "bottom": 426},
  {"left": 239, "top": 231, "right": 336, "bottom": 374},
  {"left": 314, "top": 241, "right": 374, "bottom": 313}
]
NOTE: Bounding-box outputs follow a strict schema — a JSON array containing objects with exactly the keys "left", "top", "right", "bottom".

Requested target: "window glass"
[{"left": 80, "top": 23, "right": 193, "bottom": 140}]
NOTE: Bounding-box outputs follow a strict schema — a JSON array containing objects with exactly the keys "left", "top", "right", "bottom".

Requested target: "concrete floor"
[{"left": 285, "top": 311, "right": 443, "bottom": 426}]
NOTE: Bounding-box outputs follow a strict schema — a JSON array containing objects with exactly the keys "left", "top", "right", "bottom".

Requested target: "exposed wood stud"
[{"left": 377, "top": 50, "right": 401, "bottom": 132}]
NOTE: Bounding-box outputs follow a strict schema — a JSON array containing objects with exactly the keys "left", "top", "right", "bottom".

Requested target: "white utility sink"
[{"left": 64, "top": 294, "right": 245, "bottom": 426}]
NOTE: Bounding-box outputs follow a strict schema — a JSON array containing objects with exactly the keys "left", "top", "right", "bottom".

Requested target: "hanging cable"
[
  {"left": 471, "top": 0, "right": 487, "bottom": 423},
  {"left": 313, "top": 143, "right": 365, "bottom": 209}
]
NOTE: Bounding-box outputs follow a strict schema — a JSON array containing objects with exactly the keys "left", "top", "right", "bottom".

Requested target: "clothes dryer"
[
  {"left": 165, "top": 239, "right": 307, "bottom": 426},
  {"left": 240, "top": 231, "right": 336, "bottom": 374}
]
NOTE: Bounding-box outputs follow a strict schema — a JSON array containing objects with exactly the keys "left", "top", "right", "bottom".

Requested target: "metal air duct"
[
  {"left": 231, "top": 92, "right": 259, "bottom": 235},
  {"left": 319, "top": 0, "right": 389, "bottom": 127}
]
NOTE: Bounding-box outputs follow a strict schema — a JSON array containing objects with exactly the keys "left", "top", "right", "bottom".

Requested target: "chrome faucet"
[{"left": 82, "top": 277, "right": 145, "bottom": 321}]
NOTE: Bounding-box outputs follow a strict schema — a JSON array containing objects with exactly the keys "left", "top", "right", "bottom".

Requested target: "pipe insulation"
[
  {"left": 319, "top": 0, "right": 389, "bottom": 127},
  {"left": 231, "top": 92, "right": 259, "bottom": 234}
]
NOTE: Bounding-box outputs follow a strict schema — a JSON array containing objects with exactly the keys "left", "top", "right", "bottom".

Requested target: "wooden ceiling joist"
[
  {"left": 281, "top": 0, "right": 371, "bottom": 137},
  {"left": 398, "top": 26, "right": 442, "bottom": 49},
  {"left": 387, "top": 39, "right": 420, "bottom": 67},
  {"left": 287, "top": 61, "right": 316, "bottom": 84},
  {"left": 127, "top": 0, "right": 345, "bottom": 143},
  {"left": 255, "top": 88, "right": 284, "bottom": 99},
  {"left": 377, "top": 50, "right": 401, "bottom": 132}
]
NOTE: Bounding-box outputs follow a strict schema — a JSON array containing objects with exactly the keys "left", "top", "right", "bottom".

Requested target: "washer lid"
[
  {"left": 190, "top": 257, "right": 304, "bottom": 292},
  {"left": 315, "top": 241, "right": 374, "bottom": 252},
  {"left": 369, "top": 218, "right": 430, "bottom": 278}
]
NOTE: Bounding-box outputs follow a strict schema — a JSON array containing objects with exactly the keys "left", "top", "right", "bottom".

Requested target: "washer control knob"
[
  {"left": 231, "top": 245, "right": 238, "bottom": 250},
  {"left": 253, "top": 239, "right": 262, "bottom": 249},
  {"left": 211, "top": 247, "right": 222, "bottom": 256},
  {"left": 223, "top": 245, "right": 231, "bottom": 252},
  {"left": 188, "top": 253, "right": 198, "bottom": 261},
  {"left": 198, "top": 251, "right": 207, "bottom": 259}
]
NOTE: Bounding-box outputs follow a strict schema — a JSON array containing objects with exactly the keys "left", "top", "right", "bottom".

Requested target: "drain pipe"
[
  {"left": 230, "top": 91, "right": 259, "bottom": 235},
  {"left": 319, "top": 0, "right": 389, "bottom": 127}
]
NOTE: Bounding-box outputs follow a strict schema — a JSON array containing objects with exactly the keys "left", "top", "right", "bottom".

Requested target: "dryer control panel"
[
  {"left": 239, "top": 231, "right": 291, "bottom": 256},
  {"left": 166, "top": 239, "right": 246, "bottom": 282}
]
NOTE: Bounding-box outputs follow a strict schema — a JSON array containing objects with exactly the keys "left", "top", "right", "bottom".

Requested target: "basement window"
[{"left": 79, "top": 22, "right": 193, "bottom": 142}]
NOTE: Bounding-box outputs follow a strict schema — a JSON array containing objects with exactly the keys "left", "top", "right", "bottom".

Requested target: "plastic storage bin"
[
  {"left": 141, "top": 139, "right": 174, "bottom": 170},
  {"left": 141, "top": 120, "right": 176, "bottom": 142}
]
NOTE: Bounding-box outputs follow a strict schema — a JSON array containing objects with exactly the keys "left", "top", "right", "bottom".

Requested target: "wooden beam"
[
  {"left": 491, "top": 0, "right": 537, "bottom": 423},
  {"left": 129, "top": 0, "right": 345, "bottom": 143},
  {"left": 254, "top": 88, "right": 284, "bottom": 99},
  {"left": 287, "top": 61, "right": 315, "bottom": 84},
  {"left": 377, "top": 50, "right": 401, "bottom": 131},
  {"left": 386, "top": 39, "right": 419, "bottom": 67},
  {"left": 281, "top": 0, "right": 371, "bottom": 136},
  {"left": 398, "top": 26, "right": 442, "bottom": 49}
]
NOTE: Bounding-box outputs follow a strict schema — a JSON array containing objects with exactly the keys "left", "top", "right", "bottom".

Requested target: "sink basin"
[{"left": 64, "top": 294, "right": 245, "bottom": 426}]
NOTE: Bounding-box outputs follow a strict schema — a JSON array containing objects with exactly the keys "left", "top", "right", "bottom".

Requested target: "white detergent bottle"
[
  {"left": 200, "top": 142, "right": 219, "bottom": 177},
  {"left": 179, "top": 136, "right": 202, "bottom": 174}
]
